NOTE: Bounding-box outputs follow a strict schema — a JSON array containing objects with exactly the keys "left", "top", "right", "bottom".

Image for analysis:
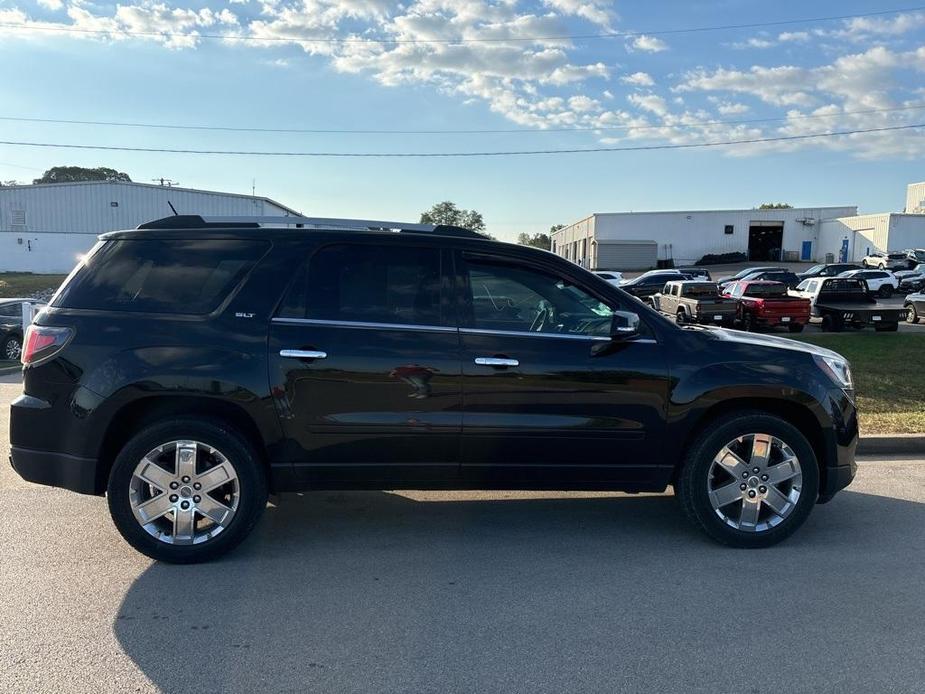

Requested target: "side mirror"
[{"left": 610, "top": 310, "right": 640, "bottom": 340}]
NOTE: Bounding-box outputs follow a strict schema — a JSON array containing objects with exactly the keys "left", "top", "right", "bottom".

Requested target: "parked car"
[
  {"left": 716, "top": 266, "right": 784, "bottom": 290},
  {"left": 0, "top": 298, "right": 27, "bottom": 361},
  {"left": 792, "top": 277, "right": 907, "bottom": 331},
  {"left": 738, "top": 269, "right": 801, "bottom": 289},
  {"left": 893, "top": 263, "right": 925, "bottom": 293},
  {"left": 618, "top": 270, "right": 692, "bottom": 298},
  {"left": 902, "top": 249, "right": 925, "bottom": 268},
  {"left": 797, "top": 263, "right": 861, "bottom": 280},
  {"left": 904, "top": 291, "right": 925, "bottom": 323},
  {"left": 722, "top": 281, "right": 811, "bottom": 333},
  {"left": 648, "top": 280, "right": 736, "bottom": 325},
  {"left": 593, "top": 270, "right": 624, "bottom": 286},
  {"left": 10, "top": 214, "right": 859, "bottom": 562},
  {"left": 861, "top": 251, "right": 908, "bottom": 271},
  {"left": 675, "top": 267, "right": 712, "bottom": 281},
  {"left": 837, "top": 269, "right": 899, "bottom": 298}
]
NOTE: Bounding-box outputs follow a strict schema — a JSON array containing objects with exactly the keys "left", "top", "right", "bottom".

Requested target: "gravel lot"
[{"left": 1, "top": 382, "right": 924, "bottom": 693}]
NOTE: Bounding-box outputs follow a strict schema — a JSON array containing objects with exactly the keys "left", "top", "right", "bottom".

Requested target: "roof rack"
[{"left": 137, "top": 214, "right": 487, "bottom": 239}]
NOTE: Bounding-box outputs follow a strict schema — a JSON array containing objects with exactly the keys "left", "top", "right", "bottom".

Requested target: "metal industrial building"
[
  {"left": 552, "top": 205, "right": 858, "bottom": 270},
  {"left": 0, "top": 181, "right": 300, "bottom": 273},
  {"left": 553, "top": 181, "right": 925, "bottom": 270}
]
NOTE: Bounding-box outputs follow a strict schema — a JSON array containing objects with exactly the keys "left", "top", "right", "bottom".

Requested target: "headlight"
[{"left": 813, "top": 354, "right": 854, "bottom": 393}]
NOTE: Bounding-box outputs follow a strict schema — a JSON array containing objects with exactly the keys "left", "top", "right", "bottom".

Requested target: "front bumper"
[
  {"left": 10, "top": 446, "right": 99, "bottom": 495},
  {"left": 817, "top": 388, "right": 859, "bottom": 503}
]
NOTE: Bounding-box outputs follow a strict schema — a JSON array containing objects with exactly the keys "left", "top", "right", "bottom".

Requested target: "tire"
[
  {"left": 787, "top": 323, "right": 804, "bottom": 333},
  {"left": 107, "top": 417, "right": 268, "bottom": 563},
  {"left": 742, "top": 313, "right": 755, "bottom": 332},
  {"left": 676, "top": 309, "right": 686, "bottom": 324},
  {"left": 907, "top": 304, "right": 919, "bottom": 323},
  {"left": 862, "top": 260, "right": 869, "bottom": 268},
  {"left": 676, "top": 412, "right": 819, "bottom": 548},
  {"left": 878, "top": 285, "right": 893, "bottom": 298},
  {"left": 878, "top": 262, "right": 887, "bottom": 270},
  {"left": 874, "top": 322, "right": 899, "bottom": 332},
  {"left": 2, "top": 333, "right": 21, "bottom": 361}
]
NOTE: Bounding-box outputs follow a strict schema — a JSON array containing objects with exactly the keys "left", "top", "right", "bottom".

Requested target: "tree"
[
  {"left": 549, "top": 224, "right": 565, "bottom": 233},
  {"left": 420, "top": 201, "right": 487, "bottom": 235},
  {"left": 33, "top": 166, "right": 132, "bottom": 184},
  {"left": 517, "top": 232, "right": 552, "bottom": 250},
  {"left": 757, "top": 202, "right": 793, "bottom": 209}
]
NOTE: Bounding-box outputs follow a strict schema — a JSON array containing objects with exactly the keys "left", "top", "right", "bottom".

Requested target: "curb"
[{"left": 858, "top": 434, "right": 925, "bottom": 456}]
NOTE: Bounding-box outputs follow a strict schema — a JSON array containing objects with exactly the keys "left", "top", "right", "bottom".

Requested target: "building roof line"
[
  {"left": 586, "top": 205, "right": 857, "bottom": 217},
  {"left": 0, "top": 179, "right": 301, "bottom": 216}
]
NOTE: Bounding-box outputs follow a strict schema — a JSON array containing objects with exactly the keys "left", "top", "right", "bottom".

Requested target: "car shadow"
[{"left": 113, "top": 490, "right": 925, "bottom": 694}]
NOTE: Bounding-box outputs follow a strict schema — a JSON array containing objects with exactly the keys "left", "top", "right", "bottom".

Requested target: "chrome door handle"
[
  {"left": 280, "top": 349, "right": 327, "bottom": 359},
  {"left": 474, "top": 357, "right": 519, "bottom": 367}
]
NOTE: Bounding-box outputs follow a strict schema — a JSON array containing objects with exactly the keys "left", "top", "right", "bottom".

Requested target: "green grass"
[
  {"left": 0, "top": 272, "right": 68, "bottom": 298},
  {"left": 793, "top": 333, "right": 925, "bottom": 435}
]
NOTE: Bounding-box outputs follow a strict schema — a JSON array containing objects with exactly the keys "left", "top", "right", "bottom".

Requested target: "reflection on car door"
[
  {"left": 454, "top": 250, "right": 671, "bottom": 489},
  {"left": 268, "top": 241, "right": 462, "bottom": 487}
]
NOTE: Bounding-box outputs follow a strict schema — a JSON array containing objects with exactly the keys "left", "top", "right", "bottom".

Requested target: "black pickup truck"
[{"left": 791, "top": 277, "right": 908, "bottom": 332}]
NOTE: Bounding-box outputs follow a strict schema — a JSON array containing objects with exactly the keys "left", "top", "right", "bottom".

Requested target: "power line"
[
  {"left": 0, "top": 6, "right": 923, "bottom": 45},
  {"left": 3, "top": 104, "right": 925, "bottom": 135},
  {"left": 0, "top": 124, "right": 921, "bottom": 157}
]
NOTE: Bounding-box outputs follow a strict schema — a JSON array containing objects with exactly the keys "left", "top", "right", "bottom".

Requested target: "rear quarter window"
[{"left": 52, "top": 238, "right": 269, "bottom": 315}]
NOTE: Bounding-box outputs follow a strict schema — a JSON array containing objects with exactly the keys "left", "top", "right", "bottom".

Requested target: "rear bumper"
[{"left": 9, "top": 446, "right": 100, "bottom": 495}]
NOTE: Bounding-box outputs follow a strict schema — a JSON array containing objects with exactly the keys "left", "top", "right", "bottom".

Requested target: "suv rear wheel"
[
  {"left": 676, "top": 412, "right": 819, "bottom": 548},
  {"left": 107, "top": 418, "right": 268, "bottom": 563}
]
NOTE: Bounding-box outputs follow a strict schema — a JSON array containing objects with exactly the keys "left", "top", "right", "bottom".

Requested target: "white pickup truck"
[{"left": 791, "top": 276, "right": 908, "bottom": 332}]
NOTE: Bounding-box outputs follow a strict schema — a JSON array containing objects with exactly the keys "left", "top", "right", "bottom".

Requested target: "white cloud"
[
  {"left": 717, "top": 101, "right": 749, "bottom": 115},
  {"left": 732, "top": 37, "right": 775, "bottom": 49},
  {"left": 627, "top": 34, "right": 667, "bottom": 53},
  {"left": 628, "top": 92, "right": 669, "bottom": 116},
  {"left": 778, "top": 31, "right": 810, "bottom": 43},
  {"left": 36, "top": 0, "right": 63, "bottom": 10},
  {"left": 620, "top": 71, "right": 654, "bottom": 86},
  {"left": 542, "top": 0, "right": 614, "bottom": 29}
]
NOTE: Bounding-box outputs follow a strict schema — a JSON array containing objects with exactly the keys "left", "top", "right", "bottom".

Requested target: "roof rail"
[{"left": 137, "top": 214, "right": 487, "bottom": 239}]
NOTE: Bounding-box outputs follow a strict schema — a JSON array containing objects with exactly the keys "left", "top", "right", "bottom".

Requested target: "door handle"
[
  {"left": 280, "top": 349, "right": 327, "bottom": 360},
  {"left": 474, "top": 357, "right": 519, "bottom": 367}
]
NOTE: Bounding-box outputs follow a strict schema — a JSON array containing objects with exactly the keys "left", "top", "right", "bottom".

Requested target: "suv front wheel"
[
  {"left": 107, "top": 417, "right": 268, "bottom": 563},
  {"left": 676, "top": 412, "right": 819, "bottom": 548}
]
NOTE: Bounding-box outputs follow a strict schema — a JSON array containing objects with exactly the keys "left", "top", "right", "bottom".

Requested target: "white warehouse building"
[
  {"left": 0, "top": 181, "right": 300, "bottom": 273},
  {"left": 552, "top": 182, "right": 925, "bottom": 270},
  {"left": 552, "top": 205, "right": 858, "bottom": 270}
]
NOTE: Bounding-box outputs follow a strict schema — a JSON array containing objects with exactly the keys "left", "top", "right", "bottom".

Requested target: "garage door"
[{"left": 595, "top": 241, "right": 658, "bottom": 271}]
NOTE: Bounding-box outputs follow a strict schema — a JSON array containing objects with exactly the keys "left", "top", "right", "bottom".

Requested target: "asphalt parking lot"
[{"left": 1, "top": 382, "right": 924, "bottom": 693}]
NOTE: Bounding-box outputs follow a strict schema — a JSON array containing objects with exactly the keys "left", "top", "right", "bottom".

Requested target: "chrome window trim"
[
  {"left": 461, "top": 327, "right": 610, "bottom": 342},
  {"left": 271, "top": 317, "right": 657, "bottom": 344},
  {"left": 271, "top": 317, "right": 457, "bottom": 333}
]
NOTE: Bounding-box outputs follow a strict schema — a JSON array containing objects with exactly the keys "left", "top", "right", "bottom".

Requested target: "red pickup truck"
[{"left": 722, "top": 280, "right": 812, "bottom": 333}]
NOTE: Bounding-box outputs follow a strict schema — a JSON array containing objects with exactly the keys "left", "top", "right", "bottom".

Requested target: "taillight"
[
  {"left": 21, "top": 325, "right": 73, "bottom": 366},
  {"left": 753, "top": 298, "right": 765, "bottom": 312}
]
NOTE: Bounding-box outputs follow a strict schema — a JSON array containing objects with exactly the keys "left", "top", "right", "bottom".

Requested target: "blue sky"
[{"left": 2, "top": 0, "right": 925, "bottom": 240}]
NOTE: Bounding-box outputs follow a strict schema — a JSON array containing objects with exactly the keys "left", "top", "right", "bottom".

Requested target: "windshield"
[{"left": 805, "top": 265, "right": 824, "bottom": 274}]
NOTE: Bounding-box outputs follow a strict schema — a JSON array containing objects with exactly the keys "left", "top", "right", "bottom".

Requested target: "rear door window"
[
  {"left": 52, "top": 239, "right": 269, "bottom": 315},
  {"left": 278, "top": 243, "right": 448, "bottom": 327}
]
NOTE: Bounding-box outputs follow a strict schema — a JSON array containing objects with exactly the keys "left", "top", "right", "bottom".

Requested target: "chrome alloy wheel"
[
  {"left": 707, "top": 433, "right": 802, "bottom": 533},
  {"left": 4, "top": 336, "right": 21, "bottom": 360},
  {"left": 129, "top": 440, "right": 240, "bottom": 545}
]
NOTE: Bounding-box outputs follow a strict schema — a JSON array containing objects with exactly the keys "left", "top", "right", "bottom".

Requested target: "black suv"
[{"left": 9, "top": 215, "right": 858, "bottom": 563}]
